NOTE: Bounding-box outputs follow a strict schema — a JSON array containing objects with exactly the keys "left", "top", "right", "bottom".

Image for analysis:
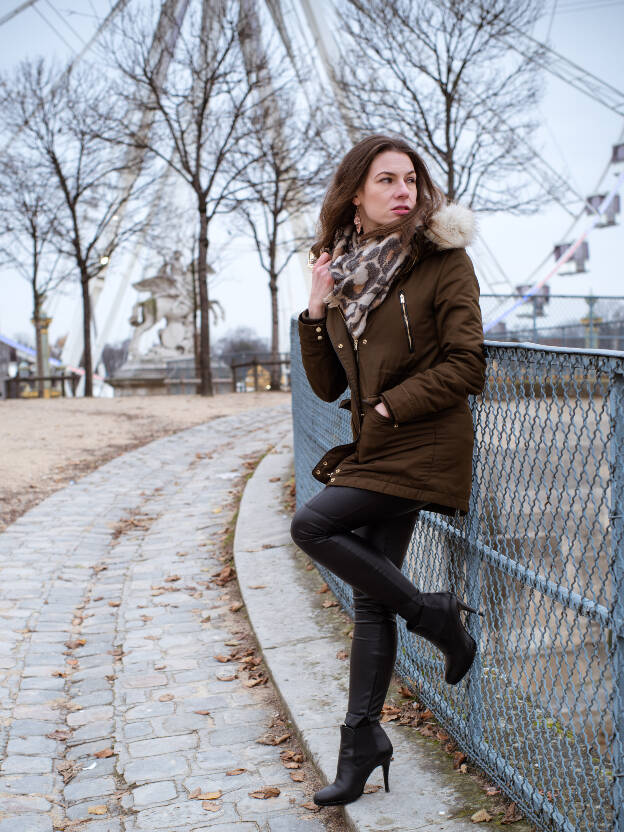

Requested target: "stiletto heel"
[
  {"left": 457, "top": 599, "right": 484, "bottom": 617},
  {"left": 382, "top": 757, "right": 391, "bottom": 792}
]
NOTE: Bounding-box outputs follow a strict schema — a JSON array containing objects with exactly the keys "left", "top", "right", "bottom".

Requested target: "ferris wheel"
[{"left": 2, "top": 0, "right": 623, "bottom": 382}]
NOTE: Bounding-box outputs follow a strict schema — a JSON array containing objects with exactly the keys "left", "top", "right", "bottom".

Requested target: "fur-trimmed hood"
[{"left": 423, "top": 202, "right": 477, "bottom": 250}]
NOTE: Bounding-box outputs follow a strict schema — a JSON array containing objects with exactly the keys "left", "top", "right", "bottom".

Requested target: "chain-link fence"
[
  {"left": 290, "top": 314, "right": 624, "bottom": 832},
  {"left": 482, "top": 294, "right": 624, "bottom": 351}
]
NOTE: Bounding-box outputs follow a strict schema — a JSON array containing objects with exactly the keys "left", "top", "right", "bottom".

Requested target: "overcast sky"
[{"left": 0, "top": 0, "right": 623, "bottom": 355}]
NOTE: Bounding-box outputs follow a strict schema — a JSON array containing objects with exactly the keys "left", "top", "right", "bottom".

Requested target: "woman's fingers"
[{"left": 312, "top": 252, "right": 334, "bottom": 296}]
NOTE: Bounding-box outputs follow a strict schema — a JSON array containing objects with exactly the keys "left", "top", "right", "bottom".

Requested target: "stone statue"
[{"left": 128, "top": 251, "right": 195, "bottom": 359}]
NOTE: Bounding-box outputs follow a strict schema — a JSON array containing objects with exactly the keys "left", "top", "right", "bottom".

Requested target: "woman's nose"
[{"left": 394, "top": 181, "right": 410, "bottom": 198}]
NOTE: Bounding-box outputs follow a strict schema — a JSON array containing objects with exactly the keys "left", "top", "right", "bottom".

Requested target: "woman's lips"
[{"left": 391, "top": 207, "right": 410, "bottom": 214}]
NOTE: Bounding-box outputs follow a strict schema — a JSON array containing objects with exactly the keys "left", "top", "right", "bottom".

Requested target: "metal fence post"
[{"left": 612, "top": 372, "right": 624, "bottom": 832}]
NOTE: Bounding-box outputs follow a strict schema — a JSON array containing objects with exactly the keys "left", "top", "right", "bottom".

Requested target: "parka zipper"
[
  {"left": 337, "top": 307, "right": 358, "bottom": 363},
  {"left": 399, "top": 291, "right": 414, "bottom": 353}
]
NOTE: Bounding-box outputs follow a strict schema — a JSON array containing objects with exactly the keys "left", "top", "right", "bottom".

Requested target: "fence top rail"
[
  {"left": 481, "top": 293, "right": 624, "bottom": 299},
  {"left": 485, "top": 339, "right": 624, "bottom": 362}
]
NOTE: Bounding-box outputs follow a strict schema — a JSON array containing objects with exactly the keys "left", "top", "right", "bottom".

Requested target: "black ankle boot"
[
  {"left": 406, "top": 591, "right": 482, "bottom": 685},
  {"left": 313, "top": 720, "right": 393, "bottom": 806}
]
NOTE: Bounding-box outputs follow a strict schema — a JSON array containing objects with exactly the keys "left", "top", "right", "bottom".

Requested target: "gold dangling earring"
[{"left": 354, "top": 206, "right": 362, "bottom": 234}]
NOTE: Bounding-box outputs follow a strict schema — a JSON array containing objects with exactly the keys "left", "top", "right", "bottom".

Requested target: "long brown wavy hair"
[{"left": 310, "top": 134, "right": 446, "bottom": 260}]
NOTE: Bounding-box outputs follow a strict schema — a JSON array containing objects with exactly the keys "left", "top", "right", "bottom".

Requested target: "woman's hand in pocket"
[{"left": 374, "top": 401, "right": 390, "bottom": 419}]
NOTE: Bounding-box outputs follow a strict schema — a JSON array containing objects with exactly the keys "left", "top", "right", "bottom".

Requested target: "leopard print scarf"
[{"left": 322, "top": 223, "right": 412, "bottom": 340}]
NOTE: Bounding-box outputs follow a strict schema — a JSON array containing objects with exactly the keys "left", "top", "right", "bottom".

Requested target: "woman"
[{"left": 289, "top": 134, "right": 486, "bottom": 807}]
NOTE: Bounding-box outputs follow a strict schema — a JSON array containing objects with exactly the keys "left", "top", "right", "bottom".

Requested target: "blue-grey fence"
[{"left": 290, "top": 314, "right": 624, "bottom": 832}]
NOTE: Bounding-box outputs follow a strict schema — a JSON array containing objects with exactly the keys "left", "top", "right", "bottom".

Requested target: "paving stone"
[
  {"left": 132, "top": 779, "right": 177, "bottom": 807},
  {"left": 267, "top": 817, "right": 327, "bottom": 832},
  {"left": 127, "top": 732, "right": 197, "bottom": 758},
  {"left": 66, "top": 705, "right": 113, "bottom": 727},
  {"left": 133, "top": 800, "right": 238, "bottom": 829},
  {"left": 1, "top": 755, "right": 53, "bottom": 774},
  {"left": 0, "top": 795, "right": 52, "bottom": 813},
  {"left": 0, "top": 774, "right": 55, "bottom": 794},
  {"left": 64, "top": 774, "right": 116, "bottom": 802},
  {"left": 67, "top": 720, "right": 114, "bottom": 744},
  {"left": 0, "top": 814, "right": 53, "bottom": 832},
  {"left": 123, "top": 753, "right": 190, "bottom": 784},
  {"left": 6, "top": 735, "right": 57, "bottom": 755},
  {"left": 8, "top": 719, "right": 64, "bottom": 737}
]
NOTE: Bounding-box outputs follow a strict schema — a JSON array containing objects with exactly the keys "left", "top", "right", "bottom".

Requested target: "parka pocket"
[{"left": 358, "top": 402, "right": 434, "bottom": 477}]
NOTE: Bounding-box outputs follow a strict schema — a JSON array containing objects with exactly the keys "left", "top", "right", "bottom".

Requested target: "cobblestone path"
[{"left": 0, "top": 404, "right": 327, "bottom": 832}]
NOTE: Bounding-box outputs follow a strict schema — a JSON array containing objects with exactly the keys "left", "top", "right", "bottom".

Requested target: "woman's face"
[{"left": 352, "top": 150, "right": 417, "bottom": 233}]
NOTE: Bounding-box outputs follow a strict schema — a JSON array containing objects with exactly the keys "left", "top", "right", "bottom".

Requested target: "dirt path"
[{"left": 0, "top": 392, "right": 291, "bottom": 531}]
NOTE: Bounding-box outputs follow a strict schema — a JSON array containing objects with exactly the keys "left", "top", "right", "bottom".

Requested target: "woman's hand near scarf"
[{"left": 308, "top": 252, "right": 333, "bottom": 318}]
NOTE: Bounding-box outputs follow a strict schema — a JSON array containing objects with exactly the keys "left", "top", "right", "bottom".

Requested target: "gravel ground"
[{"left": 1, "top": 392, "right": 291, "bottom": 531}]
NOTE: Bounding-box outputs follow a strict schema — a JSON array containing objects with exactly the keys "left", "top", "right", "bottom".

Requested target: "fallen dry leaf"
[
  {"left": 243, "top": 676, "right": 267, "bottom": 688},
  {"left": 398, "top": 685, "right": 415, "bottom": 698},
  {"left": 216, "top": 672, "right": 238, "bottom": 681},
  {"left": 501, "top": 803, "right": 523, "bottom": 824},
  {"left": 249, "top": 786, "right": 280, "bottom": 799},
  {"left": 226, "top": 768, "right": 246, "bottom": 776},
  {"left": 485, "top": 786, "right": 501, "bottom": 796},
  {"left": 453, "top": 752, "right": 467, "bottom": 769},
  {"left": 290, "top": 771, "right": 305, "bottom": 782},
  {"left": 47, "top": 729, "right": 71, "bottom": 741},
  {"left": 56, "top": 760, "right": 81, "bottom": 784},
  {"left": 471, "top": 809, "right": 492, "bottom": 823},
  {"left": 229, "top": 602, "right": 243, "bottom": 612},
  {"left": 215, "top": 654, "right": 232, "bottom": 663},
  {"left": 317, "top": 582, "right": 329, "bottom": 593},
  {"left": 322, "top": 599, "right": 338, "bottom": 608},
  {"left": 248, "top": 584, "right": 266, "bottom": 589},
  {"left": 94, "top": 747, "right": 114, "bottom": 758},
  {"left": 164, "top": 574, "right": 181, "bottom": 582},
  {"left": 336, "top": 650, "right": 348, "bottom": 660},
  {"left": 87, "top": 805, "right": 108, "bottom": 815},
  {"left": 194, "top": 709, "right": 211, "bottom": 715},
  {"left": 284, "top": 762, "right": 301, "bottom": 769},
  {"left": 202, "top": 801, "right": 221, "bottom": 812},
  {"left": 158, "top": 694, "right": 174, "bottom": 702},
  {"left": 302, "top": 801, "right": 321, "bottom": 812},
  {"left": 363, "top": 784, "right": 382, "bottom": 793}
]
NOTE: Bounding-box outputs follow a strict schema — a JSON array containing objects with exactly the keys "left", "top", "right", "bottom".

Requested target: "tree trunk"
[
  {"left": 80, "top": 273, "right": 93, "bottom": 397},
  {"left": 32, "top": 288, "right": 44, "bottom": 398},
  {"left": 269, "top": 270, "right": 280, "bottom": 392},
  {"left": 196, "top": 201, "right": 213, "bottom": 396}
]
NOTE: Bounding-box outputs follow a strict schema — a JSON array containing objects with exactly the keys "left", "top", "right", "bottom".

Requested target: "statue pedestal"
[
  {"left": 108, "top": 359, "right": 170, "bottom": 397},
  {"left": 109, "top": 355, "right": 233, "bottom": 396}
]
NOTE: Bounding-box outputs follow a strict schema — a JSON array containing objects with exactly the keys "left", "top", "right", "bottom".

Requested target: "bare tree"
[
  {"left": 334, "top": 0, "right": 563, "bottom": 212},
  {"left": 0, "top": 152, "right": 66, "bottom": 393},
  {"left": 0, "top": 59, "right": 152, "bottom": 396},
  {"left": 228, "top": 81, "right": 332, "bottom": 389},
  {"left": 106, "top": 0, "right": 267, "bottom": 396}
]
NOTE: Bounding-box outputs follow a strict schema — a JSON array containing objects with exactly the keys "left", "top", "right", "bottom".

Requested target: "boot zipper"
[{"left": 399, "top": 291, "right": 414, "bottom": 353}]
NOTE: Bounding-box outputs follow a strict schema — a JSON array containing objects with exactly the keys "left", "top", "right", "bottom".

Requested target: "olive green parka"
[{"left": 297, "top": 202, "right": 486, "bottom": 517}]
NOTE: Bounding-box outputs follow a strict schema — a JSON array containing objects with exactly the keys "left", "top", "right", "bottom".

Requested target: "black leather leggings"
[{"left": 290, "top": 485, "right": 427, "bottom": 728}]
